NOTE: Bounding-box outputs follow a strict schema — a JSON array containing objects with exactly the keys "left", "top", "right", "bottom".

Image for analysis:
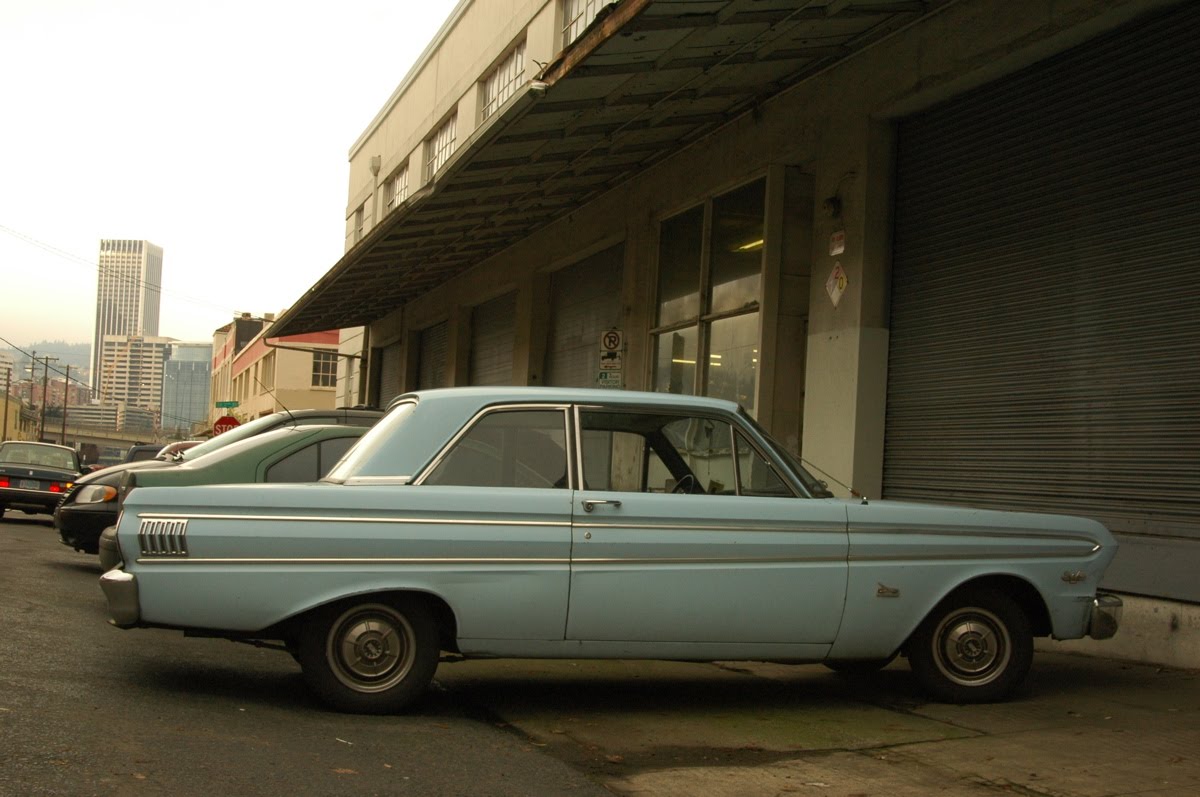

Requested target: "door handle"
[{"left": 582, "top": 498, "right": 622, "bottom": 513}]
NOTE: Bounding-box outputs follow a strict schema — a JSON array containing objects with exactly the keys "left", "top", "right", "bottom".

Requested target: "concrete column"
[{"left": 801, "top": 120, "right": 894, "bottom": 499}]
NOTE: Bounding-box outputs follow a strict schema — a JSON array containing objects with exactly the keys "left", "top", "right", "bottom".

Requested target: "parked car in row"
[
  {"left": 96, "top": 424, "right": 368, "bottom": 570},
  {"left": 0, "top": 441, "right": 82, "bottom": 520},
  {"left": 99, "top": 387, "right": 1123, "bottom": 713},
  {"left": 56, "top": 407, "right": 383, "bottom": 554}
]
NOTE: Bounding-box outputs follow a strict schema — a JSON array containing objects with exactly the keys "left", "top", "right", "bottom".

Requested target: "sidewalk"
[{"left": 434, "top": 651, "right": 1200, "bottom": 796}]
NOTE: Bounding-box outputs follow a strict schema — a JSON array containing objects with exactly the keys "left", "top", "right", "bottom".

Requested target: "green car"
[{"left": 97, "top": 425, "right": 366, "bottom": 570}]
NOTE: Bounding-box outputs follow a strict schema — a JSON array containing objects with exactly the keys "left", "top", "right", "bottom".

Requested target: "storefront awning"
[{"left": 270, "top": 0, "right": 933, "bottom": 338}]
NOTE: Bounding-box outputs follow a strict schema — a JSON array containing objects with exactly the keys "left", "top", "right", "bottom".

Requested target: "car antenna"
[
  {"left": 801, "top": 458, "right": 868, "bottom": 504},
  {"left": 253, "top": 374, "right": 297, "bottom": 424}
]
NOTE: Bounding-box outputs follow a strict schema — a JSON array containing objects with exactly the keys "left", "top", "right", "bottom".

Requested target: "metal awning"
[{"left": 270, "top": 0, "right": 934, "bottom": 338}]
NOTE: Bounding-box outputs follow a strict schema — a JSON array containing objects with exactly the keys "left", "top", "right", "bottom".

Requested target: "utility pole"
[
  {"left": 38, "top": 355, "right": 58, "bottom": 442},
  {"left": 60, "top": 364, "right": 70, "bottom": 445},
  {"left": 2, "top": 369, "right": 10, "bottom": 442}
]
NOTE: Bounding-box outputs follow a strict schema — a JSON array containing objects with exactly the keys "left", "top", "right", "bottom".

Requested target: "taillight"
[
  {"left": 49, "top": 483, "right": 64, "bottom": 493},
  {"left": 0, "top": 476, "right": 9, "bottom": 488}
]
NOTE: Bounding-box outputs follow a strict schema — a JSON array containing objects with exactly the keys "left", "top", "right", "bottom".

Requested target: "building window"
[
  {"left": 651, "top": 178, "right": 765, "bottom": 415},
  {"left": 353, "top": 204, "right": 365, "bottom": 243},
  {"left": 312, "top": 350, "right": 337, "bottom": 388},
  {"left": 482, "top": 40, "right": 526, "bottom": 120},
  {"left": 385, "top": 164, "right": 409, "bottom": 211},
  {"left": 426, "top": 114, "right": 457, "bottom": 180},
  {"left": 563, "top": 0, "right": 604, "bottom": 46}
]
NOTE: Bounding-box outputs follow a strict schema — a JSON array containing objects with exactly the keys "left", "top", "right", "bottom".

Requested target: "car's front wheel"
[
  {"left": 907, "top": 587, "right": 1032, "bottom": 704},
  {"left": 297, "top": 597, "right": 439, "bottom": 714}
]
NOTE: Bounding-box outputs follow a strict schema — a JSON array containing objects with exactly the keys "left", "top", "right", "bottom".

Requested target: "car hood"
[
  {"left": 843, "top": 498, "right": 1116, "bottom": 548},
  {"left": 75, "top": 458, "right": 176, "bottom": 485}
]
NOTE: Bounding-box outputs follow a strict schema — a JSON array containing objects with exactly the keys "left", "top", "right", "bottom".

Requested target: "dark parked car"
[
  {"left": 97, "top": 424, "right": 368, "bottom": 570},
  {"left": 0, "top": 441, "right": 83, "bottom": 520},
  {"left": 123, "top": 444, "right": 163, "bottom": 463},
  {"left": 56, "top": 407, "right": 382, "bottom": 553}
]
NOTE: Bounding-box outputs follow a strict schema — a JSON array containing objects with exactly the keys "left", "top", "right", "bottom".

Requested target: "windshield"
[
  {"left": 180, "top": 413, "right": 286, "bottom": 461},
  {"left": 737, "top": 410, "right": 834, "bottom": 498},
  {"left": 325, "top": 402, "right": 417, "bottom": 481}
]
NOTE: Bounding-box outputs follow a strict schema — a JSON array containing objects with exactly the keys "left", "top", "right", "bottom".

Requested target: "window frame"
[
  {"left": 572, "top": 404, "right": 798, "bottom": 498},
  {"left": 649, "top": 177, "right": 767, "bottom": 410},
  {"left": 481, "top": 39, "right": 527, "bottom": 121},
  {"left": 311, "top": 350, "right": 337, "bottom": 388},
  {"left": 425, "top": 113, "right": 458, "bottom": 181},
  {"left": 413, "top": 403, "right": 575, "bottom": 489}
]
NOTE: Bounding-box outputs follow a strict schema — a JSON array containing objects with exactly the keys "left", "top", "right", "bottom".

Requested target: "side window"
[
  {"left": 579, "top": 411, "right": 735, "bottom": 495},
  {"left": 735, "top": 432, "right": 791, "bottom": 497},
  {"left": 266, "top": 444, "right": 320, "bottom": 482},
  {"left": 424, "top": 409, "right": 567, "bottom": 489},
  {"left": 317, "top": 438, "right": 357, "bottom": 477}
]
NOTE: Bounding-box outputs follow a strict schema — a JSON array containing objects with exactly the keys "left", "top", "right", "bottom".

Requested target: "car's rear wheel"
[
  {"left": 908, "top": 587, "right": 1032, "bottom": 703},
  {"left": 297, "top": 597, "right": 439, "bottom": 714}
]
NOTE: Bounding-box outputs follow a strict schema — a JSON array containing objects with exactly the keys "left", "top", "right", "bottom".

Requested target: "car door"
[
  {"left": 414, "top": 405, "right": 575, "bottom": 641},
  {"left": 565, "top": 407, "right": 849, "bottom": 645}
]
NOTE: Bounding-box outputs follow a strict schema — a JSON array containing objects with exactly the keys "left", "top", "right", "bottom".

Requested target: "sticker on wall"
[
  {"left": 829, "top": 229, "right": 846, "bottom": 256},
  {"left": 826, "top": 262, "right": 848, "bottom": 308}
]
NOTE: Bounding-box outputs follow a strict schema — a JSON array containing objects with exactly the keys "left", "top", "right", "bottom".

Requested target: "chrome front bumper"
[
  {"left": 1087, "top": 593, "right": 1123, "bottom": 640},
  {"left": 99, "top": 568, "right": 141, "bottom": 627}
]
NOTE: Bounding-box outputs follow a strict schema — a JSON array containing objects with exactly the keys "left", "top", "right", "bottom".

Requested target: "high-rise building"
[
  {"left": 91, "top": 239, "right": 163, "bottom": 394},
  {"left": 161, "top": 342, "right": 213, "bottom": 437},
  {"left": 96, "top": 335, "right": 175, "bottom": 424}
]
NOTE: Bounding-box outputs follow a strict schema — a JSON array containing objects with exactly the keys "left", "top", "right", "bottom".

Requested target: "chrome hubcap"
[
  {"left": 327, "top": 604, "right": 416, "bottom": 693},
  {"left": 934, "top": 607, "right": 1010, "bottom": 686}
]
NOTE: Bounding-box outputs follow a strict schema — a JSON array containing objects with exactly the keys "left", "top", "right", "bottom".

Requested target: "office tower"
[
  {"left": 161, "top": 342, "right": 213, "bottom": 436},
  {"left": 91, "top": 239, "right": 163, "bottom": 394}
]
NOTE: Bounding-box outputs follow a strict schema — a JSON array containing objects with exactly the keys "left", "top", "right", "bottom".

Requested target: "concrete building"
[
  {"left": 161, "top": 342, "right": 213, "bottom": 438},
  {"left": 0, "top": 351, "right": 15, "bottom": 394},
  {"left": 96, "top": 335, "right": 175, "bottom": 423},
  {"left": 210, "top": 314, "right": 341, "bottom": 426},
  {"left": 91, "top": 239, "right": 163, "bottom": 395},
  {"left": 64, "top": 402, "right": 157, "bottom": 435},
  {"left": 267, "top": 0, "right": 1200, "bottom": 660}
]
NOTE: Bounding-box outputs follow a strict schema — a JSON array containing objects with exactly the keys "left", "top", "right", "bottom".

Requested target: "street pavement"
[{"left": 4, "top": 514, "right": 1198, "bottom": 796}]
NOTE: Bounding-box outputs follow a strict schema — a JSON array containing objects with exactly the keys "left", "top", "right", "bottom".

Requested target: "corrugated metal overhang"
[{"left": 271, "top": 0, "right": 936, "bottom": 338}]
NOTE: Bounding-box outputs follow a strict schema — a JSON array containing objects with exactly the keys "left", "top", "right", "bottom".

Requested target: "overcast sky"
[{"left": 0, "top": 0, "right": 460, "bottom": 352}]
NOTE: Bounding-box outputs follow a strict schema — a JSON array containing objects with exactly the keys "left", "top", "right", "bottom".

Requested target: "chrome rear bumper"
[{"left": 99, "top": 568, "right": 140, "bottom": 628}]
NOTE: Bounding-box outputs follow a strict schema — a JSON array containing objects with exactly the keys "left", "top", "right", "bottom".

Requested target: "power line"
[{"left": 0, "top": 223, "right": 232, "bottom": 315}]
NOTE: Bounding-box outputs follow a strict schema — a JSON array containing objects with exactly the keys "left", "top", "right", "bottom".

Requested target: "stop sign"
[{"left": 213, "top": 415, "right": 241, "bottom": 435}]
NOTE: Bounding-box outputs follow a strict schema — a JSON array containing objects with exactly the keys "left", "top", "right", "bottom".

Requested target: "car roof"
[
  {"left": 0, "top": 441, "right": 76, "bottom": 452},
  {"left": 389, "top": 386, "right": 741, "bottom": 414}
]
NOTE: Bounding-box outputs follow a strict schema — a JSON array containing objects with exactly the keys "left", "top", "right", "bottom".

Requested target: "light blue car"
[{"left": 100, "top": 387, "right": 1122, "bottom": 714}]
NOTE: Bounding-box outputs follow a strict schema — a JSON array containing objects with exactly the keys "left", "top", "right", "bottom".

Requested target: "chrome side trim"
[
  {"left": 137, "top": 557, "right": 571, "bottom": 566},
  {"left": 572, "top": 521, "right": 845, "bottom": 533},
  {"left": 849, "top": 549, "right": 1093, "bottom": 562},
  {"left": 136, "top": 512, "right": 570, "bottom": 527},
  {"left": 852, "top": 526, "right": 1102, "bottom": 546}
]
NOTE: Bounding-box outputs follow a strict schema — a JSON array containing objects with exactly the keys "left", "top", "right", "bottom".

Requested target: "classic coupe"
[{"left": 100, "top": 387, "right": 1122, "bottom": 713}]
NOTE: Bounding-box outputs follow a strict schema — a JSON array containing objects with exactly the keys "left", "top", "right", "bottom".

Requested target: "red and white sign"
[{"left": 213, "top": 415, "right": 241, "bottom": 435}]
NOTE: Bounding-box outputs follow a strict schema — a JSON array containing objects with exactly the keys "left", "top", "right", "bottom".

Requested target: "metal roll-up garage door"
[
  {"left": 377, "top": 340, "right": 403, "bottom": 406},
  {"left": 546, "top": 244, "right": 623, "bottom": 387},
  {"left": 417, "top": 321, "right": 448, "bottom": 389},
  {"left": 886, "top": 3, "right": 1200, "bottom": 601},
  {"left": 469, "top": 291, "right": 516, "bottom": 385}
]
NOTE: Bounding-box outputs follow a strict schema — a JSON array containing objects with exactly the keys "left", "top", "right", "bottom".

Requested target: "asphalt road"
[{"left": 0, "top": 515, "right": 609, "bottom": 797}]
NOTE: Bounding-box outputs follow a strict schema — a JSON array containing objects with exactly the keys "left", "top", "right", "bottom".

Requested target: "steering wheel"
[{"left": 672, "top": 474, "right": 697, "bottom": 494}]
